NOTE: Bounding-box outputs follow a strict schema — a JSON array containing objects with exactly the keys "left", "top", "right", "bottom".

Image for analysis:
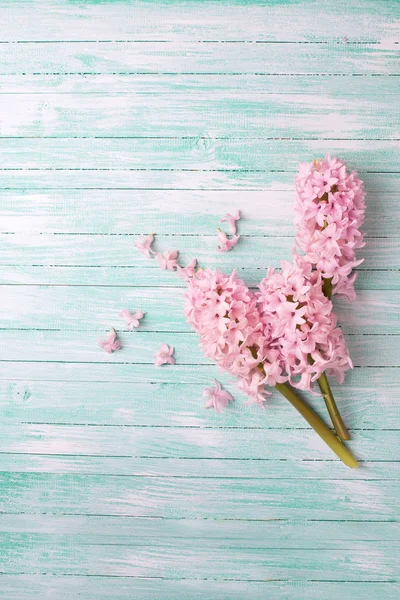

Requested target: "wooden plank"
[
  {"left": 0, "top": 170, "right": 398, "bottom": 192},
  {"left": 0, "top": 534, "right": 398, "bottom": 580},
  {"left": 0, "top": 454, "right": 398, "bottom": 480},
  {"left": 1, "top": 188, "right": 399, "bottom": 237},
  {"left": 0, "top": 0, "right": 398, "bottom": 42},
  {"left": 0, "top": 472, "right": 398, "bottom": 520},
  {"left": 0, "top": 577, "right": 398, "bottom": 600},
  {"left": 1, "top": 74, "right": 400, "bottom": 95},
  {"left": 0, "top": 235, "right": 396, "bottom": 270},
  {"left": 0, "top": 41, "right": 398, "bottom": 75},
  {"left": 0, "top": 424, "right": 396, "bottom": 460},
  {"left": 2, "top": 265, "right": 399, "bottom": 289},
  {"left": 2, "top": 139, "right": 399, "bottom": 171},
  {"left": 0, "top": 93, "right": 398, "bottom": 138},
  {"left": 0, "top": 286, "right": 399, "bottom": 335},
  {"left": 0, "top": 361, "right": 393, "bottom": 383},
  {"left": 1, "top": 515, "right": 398, "bottom": 544},
  {"left": 0, "top": 330, "right": 398, "bottom": 367},
  {"left": 1, "top": 366, "right": 397, "bottom": 429},
  {"left": 0, "top": 170, "right": 398, "bottom": 190}
]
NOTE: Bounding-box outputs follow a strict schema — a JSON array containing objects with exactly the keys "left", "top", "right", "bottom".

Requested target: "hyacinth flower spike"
[
  {"left": 294, "top": 155, "right": 365, "bottom": 302},
  {"left": 257, "top": 257, "right": 352, "bottom": 441},
  {"left": 293, "top": 155, "right": 365, "bottom": 438},
  {"left": 184, "top": 267, "right": 358, "bottom": 468}
]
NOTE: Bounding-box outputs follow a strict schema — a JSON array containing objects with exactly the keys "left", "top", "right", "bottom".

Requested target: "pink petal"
[
  {"left": 98, "top": 328, "right": 121, "bottom": 353},
  {"left": 106, "top": 328, "right": 117, "bottom": 344},
  {"left": 213, "top": 378, "right": 221, "bottom": 393}
]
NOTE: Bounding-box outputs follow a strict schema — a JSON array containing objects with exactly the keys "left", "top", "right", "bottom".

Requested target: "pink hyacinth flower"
[
  {"left": 217, "top": 229, "right": 240, "bottom": 253},
  {"left": 154, "top": 343, "right": 176, "bottom": 367},
  {"left": 257, "top": 257, "right": 353, "bottom": 393},
  {"left": 176, "top": 257, "right": 198, "bottom": 281},
  {"left": 203, "top": 379, "right": 234, "bottom": 413},
  {"left": 184, "top": 268, "right": 287, "bottom": 405},
  {"left": 220, "top": 209, "right": 241, "bottom": 235},
  {"left": 294, "top": 155, "right": 366, "bottom": 301},
  {"left": 120, "top": 309, "right": 144, "bottom": 330},
  {"left": 155, "top": 250, "right": 179, "bottom": 271},
  {"left": 134, "top": 233, "right": 156, "bottom": 259},
  {"left": 98, "top": 328, "right": 122, "bottom": 354}
]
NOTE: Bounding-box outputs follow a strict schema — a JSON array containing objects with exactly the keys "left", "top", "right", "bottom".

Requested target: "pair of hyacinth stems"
[
  {"left": 273, "top": 275, "right": 354, "bottom": 467},
  {"left": 276, "top": 273, "right": 356, "bottom": 467},
  {"left": 254, "top": 360, "right": 357, "bottom": 468},
  {"left": 275, "top": 382, "right": 358, "bottom": 468},
  {"left": 319, "top": 276, "right": 351, "bottom": 441}
]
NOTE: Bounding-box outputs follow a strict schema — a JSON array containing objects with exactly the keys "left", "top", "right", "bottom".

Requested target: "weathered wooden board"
[
  {"left": 1, "top": 367, "right": 398, "bottom": 429},
  {"left": 0, "top": 41, "right": 398, "bottom": 75},
  {"left": 0, "top": 535, "right": 399, "bottom": 580},
  {"left": 0, "top": 454, "right": 398, "bottom": 480},
  {"left": 1, "top": 578, "right": 399, "bottom": 600},
  {"left": 0, "top": 330, "right": 398, "bottom": 367},
  {"left": 0, "top": 0, "right": 397, "bottom": 42},
  {"left": 0, "top": 472, "right": 398, "bottom": 520},
  {"left": 0, "top": 0, "right": 399, "bottom": 598},
  {"left": 1, "top": 286, "right": 399, "bottom": 334},
  {"left": 3, "top": 265, "right": 399, "bottom": 289},
  {"left": 1, "top": 73, "right": 400, "bottom": 95},
  {"left": 1, "top": 188, "right": 399, "bottom": 236},
  {"left": 0, "top": 93, "right": 398, "bottom": 138},
  {"left": 0, "top": 235, "right": 397, "bottom": 270},
  {"left": 0, "top": 424, "right": 397, "bottom": 461}
]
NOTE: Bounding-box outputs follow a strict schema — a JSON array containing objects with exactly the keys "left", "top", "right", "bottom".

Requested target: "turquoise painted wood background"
[{"left": 0, "top": 1, "right": 399, "bottom": 598}]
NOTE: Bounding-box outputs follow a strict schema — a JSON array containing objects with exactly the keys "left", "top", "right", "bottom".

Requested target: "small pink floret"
[
  {"left": 155, "top": 250, "right": 179, "bottom": 271},
  {"left": 134, "top": 233, "right": 156, "bottom": 259},
  {"left": 202, "top": 379, "right": 234, "bottom": 413},
  {"left": 220, "top": 209, "right": 241, "bottom": 235},
  {"left": 98, "top": 328, "right": 122, "bottom": 354},
  {"left": 217, "top": 229, "right": 240, "bottom": 253},
  {"left": 154, "top": 343, "right": 176, "bottom": 367},
  {"left": 120, "top": 309, "right": 144, "bottom": 330},
  {"left": 176, "top": 258, "right": 198, "bottom": 281}
]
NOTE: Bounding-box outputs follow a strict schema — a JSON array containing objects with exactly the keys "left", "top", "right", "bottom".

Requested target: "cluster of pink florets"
[
  {"left": 294, "top": 155, "right": 366, "bottom": 301},
  {"left": 257, "top": 257, "right": 353, "bottom": 391},
  {"left": 184, "top": 268, "right": 286, "bottom": 405}
]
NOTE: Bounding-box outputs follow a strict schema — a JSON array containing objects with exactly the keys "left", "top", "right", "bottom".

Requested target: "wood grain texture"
[
  {"left": 0, "top": 1, "right": 399, "bottom": 598},
  {"left": 0, "top": 93, "right": 398, "bottom": 138},
  {"left": 0, "top": 578, "right": 398, "bottom": 600}
]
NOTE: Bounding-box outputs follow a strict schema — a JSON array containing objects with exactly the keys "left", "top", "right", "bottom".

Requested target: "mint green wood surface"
[{"left": 0, "top": 1, "right": 399, "bottom": 598}]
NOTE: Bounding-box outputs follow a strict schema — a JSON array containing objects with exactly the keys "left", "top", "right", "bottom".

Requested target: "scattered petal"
[
  {"left": 98, "top": 328, "right": 122, "bottom": 354},
  {"left": 176, "top": 257, "right": 198, "bottom": 281},
  {"left": 154, "top": 343, "right": 176, "bottom": 367},
  {"left": 202, "top": 378, "right": 234, "bottom": 413},
  {"left": 134, "top": 233, "right": 156, "bottom": 259},
  {"left": 217, "top": 229, "right": 240, "bottom": 253},
  {"left": 155, "top": 250, "right": 179, "bottom": 271},
  {"left": 120, "top": 309, "right": 145, "bottom": 330},
  {"left": 220, "top": 209, "right": 241, "bottom": 235}
]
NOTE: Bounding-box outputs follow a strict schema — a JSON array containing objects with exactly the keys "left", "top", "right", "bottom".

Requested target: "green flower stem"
[
  {"left": 317, "top": 372, "right": 350, "bottom": 440},
  {"left": 320, "top": 274, "right": 350, "bottom": 439},
  {"left": 275, "top": 382, "right": 358, "bottom": 468}
]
